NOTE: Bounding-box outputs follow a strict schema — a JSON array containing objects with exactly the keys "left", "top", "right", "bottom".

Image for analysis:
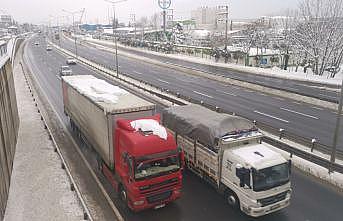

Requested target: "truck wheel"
[
  {"left": 225, "top": 190, "right": 239, "bottom": 209},
  {"left": 97, "top": 158, "right": 103, "bottom": 172}
]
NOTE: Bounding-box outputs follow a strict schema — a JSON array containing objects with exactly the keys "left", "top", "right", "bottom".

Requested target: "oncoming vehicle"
[
  {"left": 59, "top": 65, "right": 72, "bottom": 76},
  {"left": 66, "top": 57, "right": 77, "bottom": 65},
  {"left": 46, "top": 45, "right": 52, "bottom": 51}
]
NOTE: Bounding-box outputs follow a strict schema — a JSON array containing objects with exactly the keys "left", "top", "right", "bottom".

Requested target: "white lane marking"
[
  {"left": 157, "top": 78, "right": 170, "bottom": 84},
  {"left": 259, "top": 93, "right": 267, "bottom": 96},
  {"left": 193, "top": 90, "right": 213, "bottom": 98},
  {"left": 285, "top": 87, "right": 300, "bottom": 91},
  {"left": 280, "top": 107, "right": 319, "bottom": 120},
  {"left": 292, "top": 101, "right": 302, "bottom": 105},
  {"left": 133, "top": 71, "right": 143, "bottom": 75},
  {"left": 254, "top": 110, "right": 289, "bottom": 123},
  {"left": 311, "top": 106, "right": 324, "bottom": 111},
  {"left": 245, "top": 89, "right": 253, "bottom": 93},
  {"left": 220, "top": 91, "right": 237, "bottom": 96}
]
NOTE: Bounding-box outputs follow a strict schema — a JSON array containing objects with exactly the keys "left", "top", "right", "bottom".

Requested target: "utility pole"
[
  {"left": 104, "top": 0, "right": 127, "bottom": 78},
  {"left": 217, "top": 5, "right": 229, "bottom": 51},
  {"left": 130, "top": 13, "right": 136, "bottom": 40},
  {"left": 330, "top": 76, "right": 343, "bottom": 171},
  {"left": 62, "top": 9, "right": 83, "bottom": 57}
]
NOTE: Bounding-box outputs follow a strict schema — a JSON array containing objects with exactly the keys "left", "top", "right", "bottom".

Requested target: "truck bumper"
[
  {"left": 129, "top": 188, "right": 182, "bottom": 212},
  {"left": 242, "top": 197, "right": 291, "bottom": 217}
]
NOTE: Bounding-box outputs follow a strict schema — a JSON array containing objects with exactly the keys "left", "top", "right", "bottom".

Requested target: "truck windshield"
[
  {"left": 135, "top": 155, "right": 180, "bottom": 180},
  {"left": 252, "top": 163, "right": 289, "bottom": 192}
]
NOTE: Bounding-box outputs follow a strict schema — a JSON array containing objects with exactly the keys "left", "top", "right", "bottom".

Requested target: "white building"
[{"left": 191, "top": 6, "right": 220, "bottom": 30}]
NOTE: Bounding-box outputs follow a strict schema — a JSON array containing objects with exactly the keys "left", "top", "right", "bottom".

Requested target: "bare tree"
[{"left": 290, "top": 0, "right": 343, "bottom": 77}]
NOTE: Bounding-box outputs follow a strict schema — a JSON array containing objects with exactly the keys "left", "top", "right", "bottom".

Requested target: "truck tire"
[{"left": 225, "top": 190, "right": 240, "bottom": 209}]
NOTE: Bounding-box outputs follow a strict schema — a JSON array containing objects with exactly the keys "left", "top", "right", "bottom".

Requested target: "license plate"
[{"left": 154, "top": 204, "right": 166, "bottom": 209}]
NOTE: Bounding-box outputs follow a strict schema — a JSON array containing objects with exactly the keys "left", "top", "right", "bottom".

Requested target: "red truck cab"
[{"left": 102, "top": 116, "right": 183, "bottom": 211}]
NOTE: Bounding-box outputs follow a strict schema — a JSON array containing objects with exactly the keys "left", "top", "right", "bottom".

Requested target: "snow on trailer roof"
[{"left": 62, "top": 75, "right": 155, "bottom": 114}]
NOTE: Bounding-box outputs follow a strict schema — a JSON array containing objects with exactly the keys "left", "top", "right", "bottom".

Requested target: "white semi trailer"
[{"left": 163, "top": 104, "right": 291, "bottom": 217}]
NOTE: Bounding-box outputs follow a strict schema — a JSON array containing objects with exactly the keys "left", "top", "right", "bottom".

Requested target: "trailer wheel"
[
  {"left": 119, "top": 185, "right": 128, "bottom": 204},
  {"left": 225, "top": 190, "right": 240, "bottom": 209}
]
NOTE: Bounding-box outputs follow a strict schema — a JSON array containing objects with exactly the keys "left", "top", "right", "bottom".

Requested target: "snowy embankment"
[{"left": 82, "top": 36, "right": 343, "bottom": 87}]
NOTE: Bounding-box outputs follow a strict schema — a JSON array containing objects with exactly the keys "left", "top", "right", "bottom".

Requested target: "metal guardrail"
[{"left": 54, "top": 41, "right": 343, "bottom": 174}]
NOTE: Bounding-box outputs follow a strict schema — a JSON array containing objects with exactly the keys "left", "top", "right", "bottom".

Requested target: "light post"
[
  {"left": 158, "top": 0, "right": 172, "bottom": 41},
  {"left": 330, "top": 75, "right": 343, "bottom": 171},
  {"left": 105, "top": 0, "right": 128, "bottom": 77},
  {"left": 62, "top": 9, "right": 81, "bottom": 57}
]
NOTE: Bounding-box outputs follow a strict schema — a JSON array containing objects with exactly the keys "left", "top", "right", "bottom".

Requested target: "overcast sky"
[{"left": 1, "top": 0, "right": 299, "bottom": 24}]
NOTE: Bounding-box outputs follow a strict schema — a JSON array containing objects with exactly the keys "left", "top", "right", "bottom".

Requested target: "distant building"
[
  {"left": 191, "top": 6, "right": 220, "bottom": 30},
  {"left": 0, "top": 15, "right": 13, "bottom": 28}
]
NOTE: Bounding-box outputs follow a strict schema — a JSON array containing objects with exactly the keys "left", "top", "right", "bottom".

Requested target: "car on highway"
[
  {"left": 59, "top": 65, "right": 72, "bottom": 76},
  {"left": 66, "top": 57, "right": 77, "bottom": 65},
  {"left": 46, "top": 45, "right": 52, "bottom": 51},
  {"left": 34, "top": 42, "right": 39, "bottom": 46}
]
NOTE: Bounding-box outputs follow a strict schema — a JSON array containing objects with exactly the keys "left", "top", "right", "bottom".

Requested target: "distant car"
[
  {"left": 46, "top": 45, "right": 52, "bottom": 51},
  {"left": 34, "top": 42, "right": 39, "bottom": 45},
  {"left": 59, "top": 66, "right": 72, "bottom": 76},
  {"left": 66, "top": 57, "right": 77, "bottom": 65}
]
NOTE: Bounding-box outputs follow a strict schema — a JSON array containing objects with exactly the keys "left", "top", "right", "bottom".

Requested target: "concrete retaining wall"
[{"left": 0, "top": 45, "right": 19, "bottom": 221}]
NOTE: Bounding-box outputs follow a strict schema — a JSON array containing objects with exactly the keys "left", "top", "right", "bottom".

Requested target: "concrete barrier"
[{"left": 0, "top": 41, "right": 20, "bottom": 221}]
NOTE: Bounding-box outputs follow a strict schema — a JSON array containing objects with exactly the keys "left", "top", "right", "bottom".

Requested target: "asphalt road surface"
[
  {"left": 57, "top": 35, "right": 343, "bottom": 151},
  {"left": 25, "top": 35, "right": 343, "bottom": 221},
  {"left": 89, "top": 38, "right": 341, "bottom": 103}
]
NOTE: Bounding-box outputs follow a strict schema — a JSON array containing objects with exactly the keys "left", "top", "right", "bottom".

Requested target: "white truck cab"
[{"left": 221, "top": 134, "right": 291, "bottom": 217}]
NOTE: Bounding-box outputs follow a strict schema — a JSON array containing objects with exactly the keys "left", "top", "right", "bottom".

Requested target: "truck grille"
[
  {"left": 258, "top": 191, "right": 287, "bottom": 207},
  {"left": 139, "top": 178, "right": 178, "bottom": 194},
  {"left": 146, "top": 191, "right": 172, "bottom": 204}
]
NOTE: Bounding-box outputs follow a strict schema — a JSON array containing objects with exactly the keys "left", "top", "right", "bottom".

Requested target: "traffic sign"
[{"left": 158, "top": 0, "right": 171, "bottom": 10}]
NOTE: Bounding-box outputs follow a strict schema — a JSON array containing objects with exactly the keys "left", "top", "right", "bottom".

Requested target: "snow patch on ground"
[{"left": 264, "top": 131, "right": 343, "bottom": 190}]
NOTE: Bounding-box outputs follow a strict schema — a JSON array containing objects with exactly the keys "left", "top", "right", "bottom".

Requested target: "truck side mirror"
[
  {"left": 236, "top": 165, "right": 251, "bottom": 188},
  {"left": 179, "top": 148, "right": 185, "bottom": 169},
  {"left": 288, "top": 160, "right": 292, "bottom": 175}
]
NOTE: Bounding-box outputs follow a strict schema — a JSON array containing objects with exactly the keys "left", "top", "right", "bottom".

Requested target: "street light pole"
[
  {"left": 330, "top": 76, "right": 343, "bottom": 170},
  {"left": 105, "top": 0, "right": 128, "bottom": 78},
  {"left": 62, "top": 9, "right": 81, "bottom": 57}
]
